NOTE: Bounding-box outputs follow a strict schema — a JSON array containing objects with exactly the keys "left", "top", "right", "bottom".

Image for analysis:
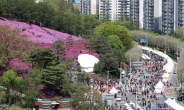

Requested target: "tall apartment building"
[
  {"left": 153, "top": 0, "right": 162, "bottom": 33},
  {"left": 80, "top": 0, "right": 99, "bottom": 15},
  {"left": 143, "top": 0, "right": 154, "bottom": 31},
  {"left": 143, "top": 0, "right": 178, "bottom": 34},
  {"left": 129, "top": 0, "right": 143, "bottom": 29},
  {"left": 99, "top": 0, "right": 131, "bottom": 22},
  {"left": 117, "top": 0, "right": 130, "bottom": 20},
  {"left": 162, "top": 0, "right": 177, "bottom": 34},
  {"left": 178, "top": 0, "right": 184, "bottom": 28},
  {"left": 99, "top": 0, "right": 116, "bottom": 21}
]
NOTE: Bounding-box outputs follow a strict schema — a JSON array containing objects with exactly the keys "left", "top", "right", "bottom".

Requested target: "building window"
[
  {"left": 43, "top": 104, "right": 50, "bottom": 109},
  {"left": 63, "top": 103, "right": 67, "bottom": 108}
]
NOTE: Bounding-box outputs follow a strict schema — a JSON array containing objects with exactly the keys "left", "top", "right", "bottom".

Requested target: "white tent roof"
[
  {"left": 155, "top": 81, "right": 164, "bottom": 89},
  {"left": 78, "top": 54, "right": 99, "bottom": 72},
  {"left": 109, "top": 87, "right": 118, "bottom": 94},
  {"left": 162, "top": 74, "right": 170, "bottom": 78},
  {"left": 165, "top": 98, "right": 184, "bottom": 110}
]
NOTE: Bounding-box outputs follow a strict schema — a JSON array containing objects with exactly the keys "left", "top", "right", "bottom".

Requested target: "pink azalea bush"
[
  {"left": 10, "top": 58, "right": 31, "bottom": 71},
  {"left": 0, "top": 17, "right": 99, "bottom": 71}
]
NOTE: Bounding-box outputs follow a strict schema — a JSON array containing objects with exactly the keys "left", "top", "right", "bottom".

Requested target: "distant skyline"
[{"left": 75, "top": 0, "right": 80, "bottom": 3}]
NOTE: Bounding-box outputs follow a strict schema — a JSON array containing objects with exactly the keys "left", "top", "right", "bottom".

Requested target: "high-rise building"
[
  {"left": 129, "top": 0, "right": 143, "bottom": 29},
  {"left": 153, "top": 0, "right": 162, "bottom": 33},
  {"left": 117, "top": 0, "right": 130, "bottom": 21},
  {"left": 144, "top": 0, "right": 178, "bottom": 34},
  {"left": 99, "top": 0, "right": 131, "bottom": 22},
  {"left": 143, "top": 0, "right": 154, "bottom": 31},
  {"left": 178, "top": 0, "right": 184, "bottom": 28},
  {"left": 162, "top": 0, "right": 177, "bottom": 34},
  {"left": 99, "top": 0, "right": 114, "bottom": 21},
  {"left": 80, "top": 0, "right": 99, "bottom": 15},
  {"left": 80, "top": 0, "right": 184, "bottom": 33}
]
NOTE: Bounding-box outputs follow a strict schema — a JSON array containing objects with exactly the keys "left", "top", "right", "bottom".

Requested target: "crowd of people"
[{"left": 88, "top": 49, "right": 176, "bottom": 110}]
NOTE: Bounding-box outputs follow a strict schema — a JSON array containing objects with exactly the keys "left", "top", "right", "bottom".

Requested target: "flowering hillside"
[{"left": 0, "top": 17, "right": 99, "bottom": 70}]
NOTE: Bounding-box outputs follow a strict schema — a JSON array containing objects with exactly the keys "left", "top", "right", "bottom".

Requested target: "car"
[{"left": 177, "top": 95, "right": 184, "bottom": 101}]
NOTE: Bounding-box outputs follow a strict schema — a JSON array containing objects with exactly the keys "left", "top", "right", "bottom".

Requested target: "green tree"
[
  {"left": 94, "top": 61, "right": 105, "bottom": 74},
  {"left": 94, "top": 22, "right": 133, "bottom": 51},
  {"left": 118, "top": 19, "right": 135, "bottom": 30},
  {"left": 171, "top": 27, "right": 184, "bottom": 38},
  {"left": 2, "top": 70, "right": 23, "bottom": 104},
  {"left": 72, "top": 82, "right": 90, "bottom": 110},
  {"left": 29, "top": 48, "right": 55, "bottom": 69},
  {"left": 52, "top": 40, "right": 65, "bottom": 61},
  {"left": 93, "top": 36, "right": 125, "bottom": 71},
  {"left": 107, "top": 35, "right": 124, "bottom": 49},
  {"left": 80, "top": 15, "right": 101, "bottom": 39},
  {"left": 42, "top": 62, "right": 73, "bottom": 96},
  {"left": 0, "top": 25, "right": 34, "bottom": 69}
]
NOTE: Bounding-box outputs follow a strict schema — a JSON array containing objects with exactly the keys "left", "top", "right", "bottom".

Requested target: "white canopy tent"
[
  {"left": 165, "top": 98, "right": 184, "bottom": 110},
  {"left": 162, "top": 74, "right": 170, "bottom": 82},
  {"left": 77, "top": 54, "right": 99, "bottom": 72},
  {"left": 109, "top": 87, "right": 118, "bottom": 94},
  {"left": 154, "top": 81, "right": 164, "bottom": 93}
]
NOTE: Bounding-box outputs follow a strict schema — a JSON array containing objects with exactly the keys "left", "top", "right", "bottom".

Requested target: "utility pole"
[
  {"left": 119, "top": 62, "right": 123, "bottom": 87},
  {"left": 130, "top": 54, "right": 132, "bottom": 74},
  {"left": 90, "top": 78, "right": 94, "bottom": 110},
  {"left": 107, "top": 71, "right": 109, "bottom": 93},
  {"left": 176, "top": 42, "right": 179, "bottom": 75}
]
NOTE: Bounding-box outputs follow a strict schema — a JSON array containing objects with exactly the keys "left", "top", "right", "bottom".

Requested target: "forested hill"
[{"left": 0, "top": 0, "right": 100, "bottom": 39}]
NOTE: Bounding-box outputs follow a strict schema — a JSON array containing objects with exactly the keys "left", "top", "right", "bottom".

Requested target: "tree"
[
  {"left": 107, "top": 35, "right": 124, "bottom": 49},
  {"left": 42, "top": 62, "right": 73, "bottom": 96},
  {"left": 0, "top": 25, "right": 34, "bottom": 69},
  {"left": 171, "top": 27, "right": 184, "bottom": 38},
  {"left": 80, "top": 15, "right": 100, "bottom": 38},
  {"left": 118, "top": 18, "right": 135, "bottom": 30},
  {"left": 29, "top": 48, "right": 55, "bottom": 69},
  {"left": 2, "top": 70, "right": 23, "bottom": 104},
  {"left": 94, "top": 22, "right": 134, "bottom": 51},
  {"left": 52, "top": 40, "right": 65, "bottom": 61},
  {"left": 94, "top": 61, "right": 105, "bottom": 75},
  {"left": 93, "top": 36, "right": 125, "bottom": 71},
  {"left": 72, "top": 82, "right": 90, "bottom": 110}
]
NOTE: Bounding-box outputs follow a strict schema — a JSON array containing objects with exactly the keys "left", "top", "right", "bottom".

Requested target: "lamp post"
[
  {"left": 135, "top": 88, "right": 137, "bottom": 110},
  {"left": 165, "top": 36, "right": 166, "bottom": 54},
  {"left": 107, "top": 70, "right": 116, "bottom": 93}
]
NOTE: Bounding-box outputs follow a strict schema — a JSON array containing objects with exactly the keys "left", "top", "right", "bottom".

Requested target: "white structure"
[
  {"left": 109, "top": 87, "right": 118, "bottom": 94},
  {"left": 154, "top": 81, "right": 164, "bottom": 93},
  {"left": 77, "top": 54, "right": 99, "bottom": 72},
  {"left": 162, "top": 74, "right": 170, "bottom": 82},
  {"left": 80, "top": 0, "right": 99, "bottom": 15},
  {"left": 165, "top": 98, "right": 184, "bottom": 110}
]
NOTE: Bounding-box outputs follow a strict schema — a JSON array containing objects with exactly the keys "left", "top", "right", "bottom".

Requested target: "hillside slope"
[{"left": 0, "top": 17, "right": 99, "bottom": 71}]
